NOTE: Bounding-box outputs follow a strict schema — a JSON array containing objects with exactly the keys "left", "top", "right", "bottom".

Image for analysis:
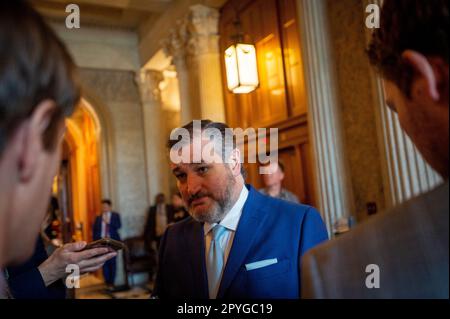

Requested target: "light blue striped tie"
[{"left": 207, "top": 224, "right": 227, "bottom": 299}]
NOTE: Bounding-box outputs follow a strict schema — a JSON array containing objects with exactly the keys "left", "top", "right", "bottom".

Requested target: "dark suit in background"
[
  {"left": 93, "top": 211, "right": 121, "bottom": 285},
  {"left": 144, "top": 204, "right": 175, "bottom": 249},
  {"left": 6, "top": 236, "right": 66, "bottom": 299},
  {"left": 172, "top": 206, "right": 189, "bottom": 223},
  {"left": 301, "top": 182, "right": 449, "bottom": 298}
]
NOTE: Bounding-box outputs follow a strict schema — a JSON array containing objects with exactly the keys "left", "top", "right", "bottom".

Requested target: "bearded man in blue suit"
[{"left": 153, "top": 120, "right": 328, "bottom": 299}]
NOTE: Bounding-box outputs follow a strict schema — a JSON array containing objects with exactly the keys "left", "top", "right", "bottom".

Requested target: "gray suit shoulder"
[{"left": 302, "top": 182, "right": 449, "bottom": 299}]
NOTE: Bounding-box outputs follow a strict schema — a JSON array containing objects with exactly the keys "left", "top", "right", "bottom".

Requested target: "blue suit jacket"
[
  {"left": 154, "top": 185, "right": 328, "bottom": 299},
  {"left": 93, "top": 212, "right": 121, "bottom": 241}
]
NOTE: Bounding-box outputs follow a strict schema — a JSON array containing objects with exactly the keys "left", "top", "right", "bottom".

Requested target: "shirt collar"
[{"left": 204, "top": 184, "right": 249, "bottom": 236}]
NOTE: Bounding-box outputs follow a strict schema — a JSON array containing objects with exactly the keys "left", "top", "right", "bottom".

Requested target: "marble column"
[
  {"left": 135, "top": 69, "right": 169, "bottom": 204},
  {"left": 189, "top": 4, "right": 225, "bottom": 123},
  {"left": 163, "top": 4, "right": 225, "bottom": 125},
  {"left": 363, "top": 0, "right": 442, "bottom": 207},
  {"left": 296, "top": 0, "right": 353, "bottom": 235},
  {"left": 163, "top": 20, "right": 196, "bottom": 125}
]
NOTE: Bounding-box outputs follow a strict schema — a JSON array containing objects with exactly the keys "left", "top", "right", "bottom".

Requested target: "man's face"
[
  {"left": 262, "top": 162, "right": 284, "bottom": 188},
  {"left": 170, "top": 139, "right": 239, "bottom": 224},
  {"left": 156, "top": 194, "right": 165, "bottom": 205},
  {"left": 102, "top": 203, "right": 111, "bottom": 213}
]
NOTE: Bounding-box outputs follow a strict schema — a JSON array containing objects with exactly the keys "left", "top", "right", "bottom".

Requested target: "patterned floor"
[{"left": 75, "top": 274, "right": 152, "bottom": 299}]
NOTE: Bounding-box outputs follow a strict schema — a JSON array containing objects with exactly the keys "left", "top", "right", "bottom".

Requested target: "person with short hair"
[
  {"left": 144, "top": 193, "right": 176, "bottom": 250},
  {"left": 153, "top": 120, "right": 328, "bottom": 299},
  {"left": 171, "top": 192, "right": 189, "bottom": 223},
  {"left": 259, "top": 161, "right": 300, "bottom": 204},
  {"left": 0, "top": 1, "right": 79, "bottom": 298},
  {"left": 93, "top": 199, "right": 122, "bottom": 287},
  {"left": 0, "top": 1, "right": 116, "bottom": 299},
  {"left": 301, "top": 0, "right": 449, "bottom": 298}
]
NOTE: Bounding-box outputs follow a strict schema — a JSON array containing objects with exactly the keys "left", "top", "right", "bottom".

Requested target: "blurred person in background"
[
  {"left": 170, "top": 192, "right": 189, "bottom": 224},
  {"left": 93, "top": 199, "right": 122, "bottom": 288},
  {"left": 259, "top": 161, "right": 300, "bottom": 204}
]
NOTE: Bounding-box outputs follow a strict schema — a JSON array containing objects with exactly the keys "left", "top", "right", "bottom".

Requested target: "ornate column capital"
[
  {"left": 135, "top": 69, "right": 164, "bottom": 103},
  {"left": 159, "top": 4, "right": 224, "bottom": 123},
  {"left": 161, "top": 19, "right": 190, "bottom": 63},
  {"left": 187, "top": 4, "right": 220, "bottom": 56},
  {"left": 162, "top": 4, "right": 220, "bottom": 64}
]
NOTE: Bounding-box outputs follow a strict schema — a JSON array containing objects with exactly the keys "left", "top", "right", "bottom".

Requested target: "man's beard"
[{"left": 188, "top": 170, "right": 236, "bottom": 224}]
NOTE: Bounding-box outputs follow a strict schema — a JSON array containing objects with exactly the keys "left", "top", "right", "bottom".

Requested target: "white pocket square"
[{"left": 245, "top": 258, "right": 278, "bottom": 271}]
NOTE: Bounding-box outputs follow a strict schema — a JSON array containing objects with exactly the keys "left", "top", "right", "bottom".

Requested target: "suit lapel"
[
  {"left": 217, "top": 186, "right": 268, "bottom": 298},
  {"left": 111, "top": 212, "right": 116, "bottom": 227},
  {"left": 184, "top": 220, "right": 209, "bottom": 298}
]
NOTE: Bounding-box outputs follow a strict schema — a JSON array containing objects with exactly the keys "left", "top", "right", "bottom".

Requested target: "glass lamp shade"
[{"left": 224, "top": 43, "right": 259, "bottom": 94}]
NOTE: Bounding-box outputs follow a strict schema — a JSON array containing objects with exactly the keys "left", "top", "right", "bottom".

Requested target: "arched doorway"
[{"left": 53, "top": 99, "right": 102, "bottom": 243}]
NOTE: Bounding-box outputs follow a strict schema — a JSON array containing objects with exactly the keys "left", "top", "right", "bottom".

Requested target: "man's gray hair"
[{"left": 167, "top": 119, "right": 246, "bottom": 178}]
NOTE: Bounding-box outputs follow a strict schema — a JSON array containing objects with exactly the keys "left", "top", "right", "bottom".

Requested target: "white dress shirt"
[
  {"left": 204, "top": 184, "right": 249, "bottom": 282},
  {"left": 101, "top": 211, "right": 111, "bottom": 238}
]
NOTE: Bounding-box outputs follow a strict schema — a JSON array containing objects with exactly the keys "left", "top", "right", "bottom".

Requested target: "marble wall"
[
  {"left": 50, "top": 22, "right": 140, "bottom": 71},
  {"left": 326, "top": 0, "right": 386, "bottom": 222},
  {"left": 80, "top": 69, "right": 149, "bottom": 239}
]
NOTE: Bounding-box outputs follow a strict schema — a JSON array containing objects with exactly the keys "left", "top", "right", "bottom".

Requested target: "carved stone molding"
[
  {"left": 135, "top": 69, "right": 164, "bottom": 104},
  {"left": 188, "top": 4, "right": 220, "bottom": 56},
  {"left": 160, "top": 4, "right": 225, "bottom": 123},
  {"left": 162, "top": 19, "right": 190, "bottom": 63},
  {"left": 162, "top": 4, "right": 220, "bottom": 63}
]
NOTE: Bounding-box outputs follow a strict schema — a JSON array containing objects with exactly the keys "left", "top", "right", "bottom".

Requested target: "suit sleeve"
[
  {"left": 93, "top": 217, "right": 100, "bottom": 240},
  {"left": 145, "top": 208, "right": 156, "bottom": 241},
  {"left": 113, "top": 213, "right": 122, "bottom": 241},
  {"left": 7, "top": 237, "right": 66, "bottom": 299},
  {"left": 300, "top": 249, "right": 324, "bottom": 299},
  {"left": 298, "top": 207, "right": 328, "bottom": 298},
  {"left": 143, "top": 209, "right": 152, "bottom": 243},
  {"left": 8, "top": 267, "right": 66, "bottom": 299},
  {"left": 116, "top": 213, "right": 122, "bottom": 229},
  {"left": 299, "top": 207, "right": 328, "bottom": 257}
]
